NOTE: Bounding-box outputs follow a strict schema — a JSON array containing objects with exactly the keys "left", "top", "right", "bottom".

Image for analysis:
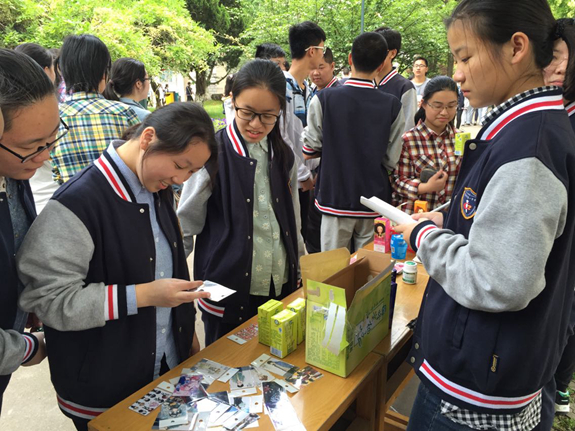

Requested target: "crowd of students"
[{"left": 2, "top": 0, "right": 575, "bottom": 430}]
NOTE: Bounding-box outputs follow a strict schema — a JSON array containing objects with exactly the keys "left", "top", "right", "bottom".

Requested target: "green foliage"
[
  {"left": 0, "top": 0, "right": 216, "bottom": 75},
  {"left": 549, "top": 0, "right": 575, "bottom": 17}
]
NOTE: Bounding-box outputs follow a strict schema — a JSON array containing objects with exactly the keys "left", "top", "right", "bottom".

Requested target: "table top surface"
[
  {"left": 88, "top": 288, "right": 383, "bottom": 431},
  {"left": 89, "top": 249, "right": 428, "bottom": 431}
]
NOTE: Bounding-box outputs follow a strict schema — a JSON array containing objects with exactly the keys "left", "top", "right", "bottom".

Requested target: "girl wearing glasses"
[
  {"left": 17, "top": 103, "right": 214, "bottom": 430},
  {"left": 103, "top": 58, "right": 151, "bottom": 121},
  {"left": 178, "top": 59, "right": 304, "bottom": 346},
  {"left": 0, "top": 49, "right": 56, "bottom": 417},
  {"left": 392, "top": 76, "right": 461, "bottom": 214}
]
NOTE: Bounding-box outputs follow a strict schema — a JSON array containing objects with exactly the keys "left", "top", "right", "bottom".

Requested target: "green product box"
[
  {"left": 303, "top": 249, "right": 393, "bottom": 377},
  {"left": 270, "top": 309, "right": 297, "bottom": 358},
  {"left": 287, "top": 298, "right": 306, "bottom": 344},
  {"left": 258, "top": 299, "right": 284, "bottom": 346},
  {"left": 455, "top": 132, "right": 471, "bottom": 156}
]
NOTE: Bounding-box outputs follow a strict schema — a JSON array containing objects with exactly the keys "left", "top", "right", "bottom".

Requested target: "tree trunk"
[
  {"left": 195, "top": 69, "right": 208, "bottom": 102},
  {"left": 446, "top": 53, "right": 454, "bottom": 78}
]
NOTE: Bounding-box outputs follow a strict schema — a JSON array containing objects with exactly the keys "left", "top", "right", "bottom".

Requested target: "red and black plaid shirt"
[{"left": 392, "top": 121, "right": 461, "bottom": 214}]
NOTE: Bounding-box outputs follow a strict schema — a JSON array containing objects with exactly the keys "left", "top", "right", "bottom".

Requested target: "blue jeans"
[{"left": 407, "top": 383, "right": 479, "bottom": 431}]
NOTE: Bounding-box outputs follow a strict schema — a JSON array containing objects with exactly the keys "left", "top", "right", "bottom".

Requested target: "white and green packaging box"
[
  {"left": 270, "top": 309, "right": 297, "bottom": 358},
  {"left": 303, "top": 249, "right": 393, "bottom": 377},
  {"left": 287, "top": 298, "right": 306, "bottom": 344},
  {"left": 258, "top": 299, "right": 284, "bottom": 346}
]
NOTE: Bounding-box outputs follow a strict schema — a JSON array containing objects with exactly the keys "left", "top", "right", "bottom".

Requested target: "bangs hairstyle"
[
  {"left": 103, "top": 58, "right": 147, "bottom": 101},
  {"left": 0, "top": 49, "right": 56, "bottom": 131},
  {"left": 255, "top": 43, "right": 286, "bottom": 60},
  {"left": 289, "top": 21, "right": 326, "bottom": 59},
  {"left": 231, "top": 59, "right": 292, "bottom": 173},
  {"left": 351, "top": 32, "right": 388, "bottom": 73},
  {"left": 414, "top": 75, "right": 458, "bottom": 125},
  {"left": 134, "top": 102, "right": 217, "bottom": 164},
  {"left": 554, "top": 18, "right": 575, "bottom": 102},
  {"left": 59, "top": 34, "right": 111, "bottom": 93},
  {"left": 14, "top": 43, "right": 54, "bottom": 70},
  {"left": 445, "top": 0, "right": 556, "bottom": 71}
]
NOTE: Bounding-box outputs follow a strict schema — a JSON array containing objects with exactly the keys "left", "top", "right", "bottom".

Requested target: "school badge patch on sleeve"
[{"left": 461, "top": 187, "right": 477, "bottom": 219}]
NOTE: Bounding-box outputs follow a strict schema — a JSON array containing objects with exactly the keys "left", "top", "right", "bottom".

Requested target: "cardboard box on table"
[{"left": 301, "top": 248, "right": 393, "bottom": 378}]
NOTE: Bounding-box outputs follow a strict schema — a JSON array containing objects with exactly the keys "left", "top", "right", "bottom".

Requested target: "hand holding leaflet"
[{"left": 360, "top": 196, "right": 414, "bottom": 225}]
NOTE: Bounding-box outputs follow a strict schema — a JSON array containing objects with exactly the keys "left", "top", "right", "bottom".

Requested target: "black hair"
[
  {"left": 103, "top": 58, "right": 147, "bottom": 101},
  {"left": 351, "top": 32, "right": 388, "bottom": 73},
  {"left": 48, "top": 48, "right": 62, "bottom": 87},
  {"left": 342, "top": 66, "right": 350, "bottom": 75},
  {"left": 553, "top": 18, "right": 575, "bottom": 102},
  {"left": 413, "top": 56, "right": 428, "bottom": 67},
  {"left": 283, "top": 60, "right": 290, "bottom": 71},
  {"left": 14, "top": 43, "right": 53, "bottom": 70},
  {"left": 224, "top": 74, "right": 235, "bottom": 96},
  {"left": 255, "top": 43, "right": 286, "bottom": 60},
  {"left": 231, "top": 59, "right": 291, "bottom": 172},
  {"left": 374, "top": 27, "right": 402, "bottom": 54},
  {"left": 446, "top": 0, "right": 556, "bottom": 71},
  {"left": 323, "top": 47, "right": 334, "bottom": 64},
  {"left": 414, "top": 75, "right": 458, "bottom": 125},
  {"left": 59, "top": 34, "right": 111, "bottom": 93},
  {"left": 121, "top": 123, "right": 142, "bottom": 141},
  {"left": 134, "top": 102, "right": 218, "bottom": 186},
  {"left": 0, "top": 49, "right": 56, "bottom": 131},
  {"left": 288, "top": 21, "right": 326, "bottom": 59}
]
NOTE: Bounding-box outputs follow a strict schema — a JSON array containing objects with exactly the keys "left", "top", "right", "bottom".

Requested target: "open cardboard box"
[{"left": 301, "top": 248, "right": 393, "bottom": 377}]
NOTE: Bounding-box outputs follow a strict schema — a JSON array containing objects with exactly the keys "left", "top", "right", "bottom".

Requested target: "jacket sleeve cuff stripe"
[
  {"left": 302, "top": 145, "right": 319, "bottom": 155},
  {"left": 411, "top": 220, "right": 438, "bottom": 252},
  {"left": 21, "top": 333, "right": 39, "bottom": 364},
  {"left": 104, "top": 284, "right": 128, "bottom": 321}
]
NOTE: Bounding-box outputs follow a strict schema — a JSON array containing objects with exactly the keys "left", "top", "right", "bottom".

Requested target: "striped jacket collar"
[
  {"left": 378, "top": 68, "right": 398, "bottom": 87},
  {"left": 566, "top": 101, "right": 575, "bottom": 117},
  {"left": 224, "top": 120, "right": 275, "bottom": 160},
  {"left": 225, "top": 121, "right": 249, "bottom": 158},
  {"left": 94, "top": 148, "right": 137, "bottom": 202},
  {"left": 478, "top": 87, "right": 564, "bottom": 141},
  {"left": 344, "top": 78, "right": 376, "bottom": 89},
  {"left": 325, "top": 76, "right": 339, "bottom": 88}
]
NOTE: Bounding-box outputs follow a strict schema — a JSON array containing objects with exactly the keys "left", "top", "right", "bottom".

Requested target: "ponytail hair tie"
[{"left": 554, "top": 18, "right": 575, "bottom": 40}]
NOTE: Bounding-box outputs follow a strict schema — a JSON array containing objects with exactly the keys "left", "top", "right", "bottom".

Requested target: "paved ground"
[{"left": 0, "top": 123, "right": 483, "bottom": 430}]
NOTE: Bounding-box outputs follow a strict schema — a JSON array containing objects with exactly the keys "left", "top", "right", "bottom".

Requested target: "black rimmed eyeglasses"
[
  {"left": 0, "top": 118, "right": 69, "bottom": 163},
  {"left": 234, "top": 105, "right": 280, "bottom": 125}
]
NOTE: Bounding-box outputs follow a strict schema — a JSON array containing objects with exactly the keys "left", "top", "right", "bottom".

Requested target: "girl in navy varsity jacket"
[
  {"left": 543, "top": 18, "right": 575, "bottom": 417},
  {"left": 0, "top": 49, "right": 57, "bottom": 417},
  {"left": 17, "top": 103, "right": 215, "bottom": 430},
  {"left": 178, "top": 60, "right": 305, "bottom": 346},
  {"left": 395, "top": 1, "right": 575, "bottom": 430}
]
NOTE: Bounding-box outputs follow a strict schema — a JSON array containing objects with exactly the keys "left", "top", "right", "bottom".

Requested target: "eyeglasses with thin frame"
[
  {"left": 426, "top": 102, "right": 458, "bottom": 112},
  {"left": 413, "top": 63, "right": 428, "bottom": 69},
  {"left": 305, "top": 46, "right": 326, "bottom": 54},
  {"left": 234, "top": 105, "right": 280, "bottom": 125},
  {"left": 0, "top": 118, "right": 69, "bottom": 163}
]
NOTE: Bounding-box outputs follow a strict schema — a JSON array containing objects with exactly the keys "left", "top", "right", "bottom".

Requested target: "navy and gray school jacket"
[
  {"left": 408, "top": 88, "right": 575, "bottom": 414},
  {"left": 17, "top": 151, "right": 196, "bottom": 421},
  {"left": 303, "top": 78, "right": 403, "bottom": 218},
  {"left": 0, "top": 179, "right": 39, "bottom": 399},
  {"left": 192, "top": 123, "right": 299, "bottom": 325},
  {"left": 377, "top": 69, "right": 418, "bottom": 133}
]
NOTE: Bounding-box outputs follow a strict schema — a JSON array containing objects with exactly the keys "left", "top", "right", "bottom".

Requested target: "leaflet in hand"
[
  {"left": 360, "top": 196, "right": 414, "bottom": 225},
  {"left": 197, "top": 280, "right": 236, "bottom": 302}
]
